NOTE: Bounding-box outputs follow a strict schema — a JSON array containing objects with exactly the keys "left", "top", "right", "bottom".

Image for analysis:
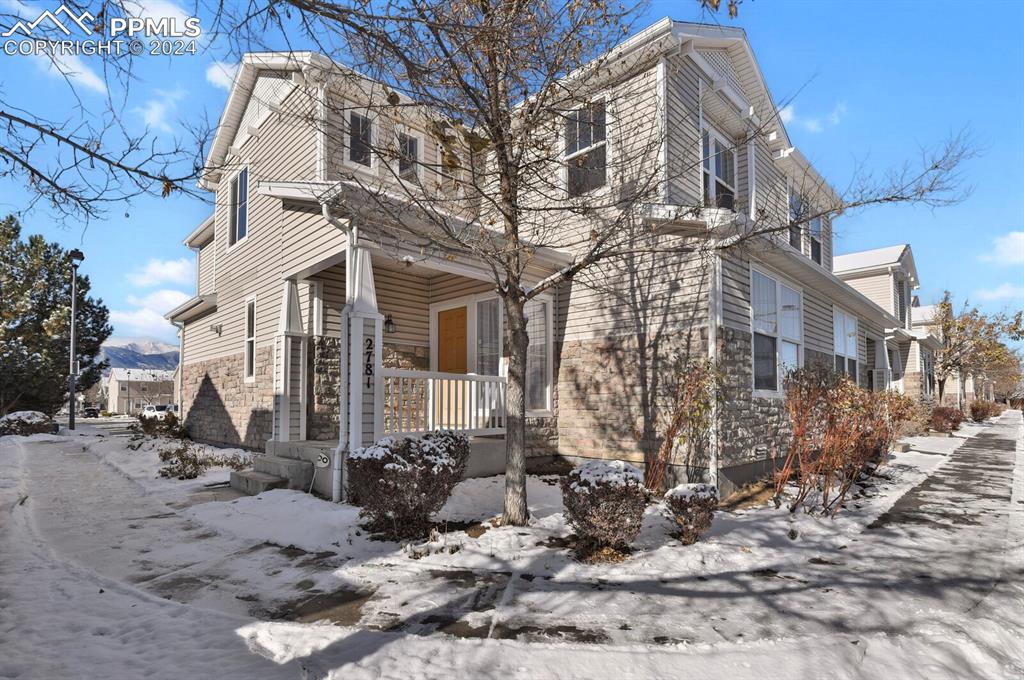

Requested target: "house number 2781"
[{"left": 364, "top": 337, "right": 374, "bottom": 389}]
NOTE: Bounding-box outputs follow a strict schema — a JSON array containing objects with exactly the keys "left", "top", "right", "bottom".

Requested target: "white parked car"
[{"left": 139, "top": 404, "right": 170, "bottom": 422}]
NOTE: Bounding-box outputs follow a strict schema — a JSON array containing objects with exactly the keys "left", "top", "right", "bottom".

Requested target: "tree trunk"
[
  {"left": 937, "top": 378, "right": 946, "bottom": 405},
  {"left": 503, "top": 295, "right": 530, "bottom": 526}
]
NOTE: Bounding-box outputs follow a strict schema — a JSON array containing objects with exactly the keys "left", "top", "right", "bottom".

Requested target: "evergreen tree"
[{"left": 0, "top": 215, "right": 111, "bottom": 415}]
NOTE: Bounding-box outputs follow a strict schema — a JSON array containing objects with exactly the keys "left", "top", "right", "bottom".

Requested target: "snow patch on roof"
[{"left": 833, "top": 245, "right": 909, "bottom": 273}]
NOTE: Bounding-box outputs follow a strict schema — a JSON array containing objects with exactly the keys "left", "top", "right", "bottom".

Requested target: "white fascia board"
[{"left": 183, "top": 213, "right": 215, "bottom": 247}]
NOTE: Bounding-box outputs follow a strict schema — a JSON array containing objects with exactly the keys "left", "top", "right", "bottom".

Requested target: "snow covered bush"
[
  {"left": 664, "top": 483, "right": 718, "bottom": 545},
  {"left": 157, "top": 440, "right": 248, "bottom": 480},
  {"left": 347, "top": 430, "right": 470, "bottom": 540},
  {"left": 560, "top": 460, "right": 647, "bottom": 559},
  {"left": 930, "top": 406, "right": 963, "bottom": 432},
  {"left": 0, "top": 411, "right": 57, "bottom": 436}
]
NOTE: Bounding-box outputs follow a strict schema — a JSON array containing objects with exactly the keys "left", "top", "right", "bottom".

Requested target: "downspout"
[
  {"left": 173, "top": 321, "right": 184, "bottom": 415},
  {"left": 322, "top": 202, "right": 355, "bottom": 502},
  {"left": 707, "top": 245, "right": 722, "bottom": 489}
]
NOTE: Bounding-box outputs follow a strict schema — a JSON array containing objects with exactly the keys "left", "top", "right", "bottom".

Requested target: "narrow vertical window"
[
  {"left": 701, "top": 127, "right": 736, "bottom": 209},
  {"left": 229, "top": 168, "right": 248, "bottom": 246},
  {"left": 476, "top": 298, "right": 500, "bottom": 376},
  {"left": 525, "top": 299, "right": 550, "bottom": 411},
  {"left": 809, "top": 216, "right": 822, "bottom": 264},
  {"left": 565, "top": 101, "right": 607, "bottom": 197},
  {"left": 349, "top": 112, "right": 372, "bottom": 167},
  {"left": 244, "top": 299, "right": 256, "bottom": 380},
  {"left": 753, "top": 270, "right": 802, "bottom": 392},
  {"left": 398, "top": 132, "right": 419, "bottom": 182},
  {"left": 833, "top": 309, "right": 858, "bottom": 380},
  {"left": 788, "top": 189, "right": 802, "bottom": 249}
]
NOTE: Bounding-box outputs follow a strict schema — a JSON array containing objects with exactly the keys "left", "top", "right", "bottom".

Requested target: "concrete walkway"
[{"left": 342, "top": 414, "right": 1024, "bottom": 659}]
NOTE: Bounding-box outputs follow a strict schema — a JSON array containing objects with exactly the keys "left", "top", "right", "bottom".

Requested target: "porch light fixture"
[
  {"left": 210, "top": 323, "right": 223, "bottom": 336},
  {"left": 384, "top": 314, "right": 397, "bottom": 334}
]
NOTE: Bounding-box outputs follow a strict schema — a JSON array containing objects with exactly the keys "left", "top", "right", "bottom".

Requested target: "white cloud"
[
  {"left": 133, "top": 87, "right": 186, "bottom": 134},
  {"left": 126, "top": 289, "right": 191, "bottom": 311},
  {"left": 206, "top": 61, "right": 238, "bottom": 90},
  {"left": 110, "top": 307, "right": 177, "bottom": 341},
  {"left": 975, "top": 283, "right": 1024, "bottom": 301},
  {"left": 31, "top": 53, "right": 106, "bottom": 94},
  {"left": 127, "top": 258, "right": 193, "bottom": 287},
  {"left": 777, "top": 102, "right": 846, "bottom": 134},
  {"left": 979, "top": 231, "right": 1024, "bottom": 266},
  {"left": 111, "top": 288, "right": 190, "bottom": 341}
]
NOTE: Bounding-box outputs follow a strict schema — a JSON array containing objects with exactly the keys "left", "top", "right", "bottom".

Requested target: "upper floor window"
[
  {"left": 565, "top": 101, "right": 606, "bottom": 197},
  {"left": 229, "top": 168, "right": 248, "bottom": 246},
  {"left": 349, "top": 112, "right": 372, "bottom": 167},
  {"left": 787, "top": 189, "right": 801, "bottom": 249},
  {"left": 834, "top": 308, "right": 858, "bottom": 379},
  {"left": 702, "top": 128, "right": 736, "bottom": 210},
  {"left": 752, "top": 269, "right": 802, "bottom": 393},
  {"left": 809, "top": 216, "right": 822, "bottom": 264},
  {"left": 398, "top": 132, "right": 419, "bottom": 182},
  {"left": 896, "top": 279, "right": 909, "bottom": 326}
]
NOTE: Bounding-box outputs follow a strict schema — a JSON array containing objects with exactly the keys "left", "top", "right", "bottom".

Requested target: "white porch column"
[
  {"left": 272, "top": 279, "right": 307, "bottom": 443},
  {"left": 334, "top": 245, "right": 383, "bottom": 502}
]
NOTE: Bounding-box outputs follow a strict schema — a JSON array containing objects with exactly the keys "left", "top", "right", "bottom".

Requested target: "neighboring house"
[
  {"left": 834, "top": 245, "right": 942, "bottom": 404},
  {"left": 105, "top": 369, "right": 175, "bottom": 415},
  {"left": 912, "top": 304, "right": 995, "bottom": 407},
  {"left": 168, "top": 19, "right": 912, "bottom": 498}
]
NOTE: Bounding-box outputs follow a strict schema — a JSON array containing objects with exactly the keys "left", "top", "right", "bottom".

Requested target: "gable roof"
[
  {"left": 912, "top": 304, "right": 936, "bottom": 325},
  {"left": 108, "top": 368, "right": 175, "bottom": 383},
  {"left": 833, "top": 244, "right": 919, "bottom": 286}
]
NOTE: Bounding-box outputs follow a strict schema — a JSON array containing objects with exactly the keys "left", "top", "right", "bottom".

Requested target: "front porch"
[{"left": 234, "top": 243, "right": 558, "bottom": 498}]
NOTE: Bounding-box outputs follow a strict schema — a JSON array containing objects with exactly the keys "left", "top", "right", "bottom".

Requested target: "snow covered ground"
[{"left": 1, "top": 415, "right": 1021, "bottom": 679}]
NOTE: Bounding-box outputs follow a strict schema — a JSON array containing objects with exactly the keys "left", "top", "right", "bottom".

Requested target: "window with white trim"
[
  {"left": 752, "top": 269, "right": 802, "bottom": 392},
  {"left": 809, "top": 216, "right": 822, "bottom": 264},
  {"left": 787, "top": 186, "right": 802, "bottom": 249},
  {"left": 702, "top": 127, "right": 736, "bottom": 210},
  {"left": 833, "top": 308, "right": 858, "bottom": 379},
  {"left": 229, "top": 168, "right": 248, "bottom": 246},
  {"left": 476, "top": 298, "right": 500, "bottom": 376},
  {"left": 525, "top": 298, "right": 551, "bottom": 411},
  {"left": 244, "top": 298, "right": 256, "bottom": 380},
  {"left": 349, "top": 112, "right": 372, "bottom": 167},
  {"left": 565, "top": 101, "right": 607, "bottom": 197},
  {"left": 397, "top": 132, "right": 419, "bottom": 182}
]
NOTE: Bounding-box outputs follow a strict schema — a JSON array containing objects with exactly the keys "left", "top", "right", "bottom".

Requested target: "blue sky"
[{"left": 1, "top": 0, "right": 1021, "bottom": 345}]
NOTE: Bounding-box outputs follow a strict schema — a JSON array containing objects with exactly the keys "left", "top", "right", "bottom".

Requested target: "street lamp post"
[{"left": 67, "top": 249, "right": 84, "bottom": 430}]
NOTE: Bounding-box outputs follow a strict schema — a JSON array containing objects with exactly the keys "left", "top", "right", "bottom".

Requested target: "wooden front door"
[
  {"left": 438, "top": 306, "right": 468, "bottom": 373},
  {"left": 437, "top": 306, "right": 468, "bottom": 427}
]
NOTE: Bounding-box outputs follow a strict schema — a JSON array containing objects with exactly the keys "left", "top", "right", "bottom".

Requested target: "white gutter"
[{"left": 322, "top": 202, "right": 355, "bottom": 503}]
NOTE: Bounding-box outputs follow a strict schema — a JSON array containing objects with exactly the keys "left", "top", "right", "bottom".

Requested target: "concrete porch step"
[
  {"left": 230, "top": 469, "right": 287, "bottom": 495},
  {"left": 253, "top": 454, "right": 314, "bottom": 491}
]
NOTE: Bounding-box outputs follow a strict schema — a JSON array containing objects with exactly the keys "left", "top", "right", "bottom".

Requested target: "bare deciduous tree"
[
  {"left": 0, "top": 1, "right": 211, "bottom": 222},
  {"left": 215, "top": 0, "right": 973, "bottom": 522}
]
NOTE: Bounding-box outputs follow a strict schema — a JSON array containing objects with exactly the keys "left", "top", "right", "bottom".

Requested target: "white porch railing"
[{"left": 381, "top": 368, "right": 506, "bottom": 437}]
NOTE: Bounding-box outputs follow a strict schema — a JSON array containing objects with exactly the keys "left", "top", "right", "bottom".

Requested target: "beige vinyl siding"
[
  {"left": 429, "top": 273, "right": 493, "bottom": 305},
  {"left": 183, "top": 84, "right": 318, "bottom": 364},
  {"left": 196, "top": 242, "right": 215, "bottom": 294},
  {"left": 664, "top": 54, "right": 702, "bottom": 205},
  {"left": 312, "top": 263, "right": 346, "bottom": 336},
  {"left": 802, "top": 289, "right": 834, "bottom": 356},
  {"left": 841, "top": 273, "right": 894, "bottom": 315},
  {"left": 279, "top": 203, "right": 347, "bottom": 279},
  {"left": 376, "top": 263, "right": 430, "bottom": 346},
  {"left": 232, "top": 71, "right": 295, "bottom": 148},
  {"left": 721, "top": 249, "right": 750, "bottom": 331}
]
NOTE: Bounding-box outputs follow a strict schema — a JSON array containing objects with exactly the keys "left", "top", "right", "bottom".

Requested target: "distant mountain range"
[{"left": 100, "top": 338, "right": 179, "bottom": 372}]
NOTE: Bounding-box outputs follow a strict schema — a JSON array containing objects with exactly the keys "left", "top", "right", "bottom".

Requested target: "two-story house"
[
  {"left": 168, "top": 19, "right": 904, "bottom": 499},
  {"left": 834, "top": 245, "right": 941, "bottom": 404}
]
